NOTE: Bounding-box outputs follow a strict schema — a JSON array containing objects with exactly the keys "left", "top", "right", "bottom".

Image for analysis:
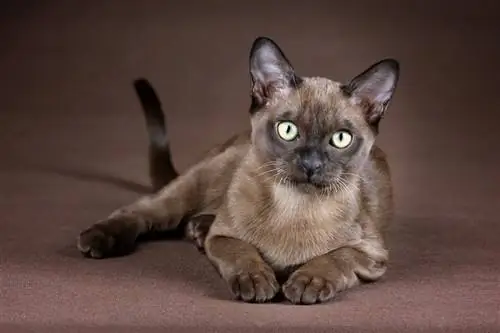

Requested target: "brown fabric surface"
[{"left": 1, "top": 1, "right": 499, "bottom": 332}]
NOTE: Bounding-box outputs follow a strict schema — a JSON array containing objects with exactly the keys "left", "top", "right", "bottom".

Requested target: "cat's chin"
[{"left": 287, "top": 178, "right": 330, "bottom": 194}]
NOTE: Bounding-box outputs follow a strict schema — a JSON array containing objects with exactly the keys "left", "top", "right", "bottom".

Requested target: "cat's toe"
[
  {"left": 77, "top": 226, "right": 113, "bottom": 259},
  {"left": 77, "top": 219, "right": 137, "bottom": 259},
  {"left": 282, "top": 273, "right": 336, "bottom": 305},
  {"left": 229, "top": 268, "right": 279, "bottom": 303}
]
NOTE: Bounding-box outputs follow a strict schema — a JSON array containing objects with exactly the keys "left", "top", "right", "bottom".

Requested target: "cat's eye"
[
  {"left": 276, "top": 121, "right": 299, "bottom": 141},
  {"left": 330, "top": 130, "right": 352, "bottom": 149}
]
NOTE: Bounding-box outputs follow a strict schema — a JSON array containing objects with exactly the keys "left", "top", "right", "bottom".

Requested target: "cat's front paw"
[
  {"left": 228, "top": 265, "right": 280, "bottom": 303},
  {"left": 282, "top": 271, "right": 336, "bottom": 305},
  {"left": 184, "top": 214, "right": 215, "bottom": 252},
  {"left": 77, "top": 217, "right": 139, "bottom": 259}
]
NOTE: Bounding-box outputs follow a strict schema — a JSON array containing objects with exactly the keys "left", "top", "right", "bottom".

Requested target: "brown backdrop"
[{"left": 1, "top": 1, "right": 499, "bottom": 332}]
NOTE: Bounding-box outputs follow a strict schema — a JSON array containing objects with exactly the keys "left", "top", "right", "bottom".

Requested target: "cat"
[{"left": 77, "top": 36, "right": 400, "bottom": 305}]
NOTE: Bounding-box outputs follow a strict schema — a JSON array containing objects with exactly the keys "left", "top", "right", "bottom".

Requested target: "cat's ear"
[
  {"left": 343, "top": 59, "right": 399, "bottom": 126},
  {"left": 249, "top": 37, "right": 300, "bottom": 107}
]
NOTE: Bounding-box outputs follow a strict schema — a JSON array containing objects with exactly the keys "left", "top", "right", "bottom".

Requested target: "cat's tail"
[{"left": 133, "top": 78, "right": 179, "bottom": 192}]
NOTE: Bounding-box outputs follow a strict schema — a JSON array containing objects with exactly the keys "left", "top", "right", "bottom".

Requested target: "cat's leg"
[
  {"left": 77, "top": 168, "right": 207, "bottom": 259},
  {"left": 205, "top": 235, "right": 280, "bottom": 303},
  {"left": 282, "top": 237, "right": 388, "bottom": 305}
]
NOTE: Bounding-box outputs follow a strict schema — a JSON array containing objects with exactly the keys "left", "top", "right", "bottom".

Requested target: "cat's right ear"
[{"left": 249, "top": 37, "right": 300, "bottom": 109}]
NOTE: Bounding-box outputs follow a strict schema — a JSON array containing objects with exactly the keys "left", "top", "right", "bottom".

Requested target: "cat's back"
[
  {"left": 360, "top": 145, "right": 394, "bottom": 232},
  {"left": 202, "top": 131, "right": 252, "bottom": 159},
  {"left": 195, "top": 130, "right": 252, "bottom": 211}
]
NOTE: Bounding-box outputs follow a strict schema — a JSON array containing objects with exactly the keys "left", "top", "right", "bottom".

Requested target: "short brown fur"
[{"left": 77, "top": 37, "right": 400, "bottom": 304}]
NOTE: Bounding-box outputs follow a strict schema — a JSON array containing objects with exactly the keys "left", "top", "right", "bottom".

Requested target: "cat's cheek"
[
  {"left": 253, "top": 141, "right": 283, "bottom": 167},
  {"left": 353, "top": 145, "right": 373, "bottom": 169},
  {"left": 251, "top": 123, "right": 273, "bottom": 159},
  {"left": 258, "top": 132, "right": 291, "bottom": 165}
]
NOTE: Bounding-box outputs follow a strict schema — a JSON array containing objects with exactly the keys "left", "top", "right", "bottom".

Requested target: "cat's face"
[
  {"left": 248, "top": 37, "right": 399, "bottom": 193},
  {"left": 251, "top": 78, "right": 376, "bottom": 191}
]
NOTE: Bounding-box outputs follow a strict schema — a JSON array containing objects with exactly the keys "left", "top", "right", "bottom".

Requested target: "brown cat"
[{"left": 77, "top": 36, "right": 400, "bottom": 305}]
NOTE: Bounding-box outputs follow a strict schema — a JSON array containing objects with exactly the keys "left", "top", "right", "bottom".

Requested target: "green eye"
[
  {"left": 276, "top": 121, "right": 299, "bottom": 141},
  {"left": 330, "top": 130, "right": 353, "bottom": 149}
]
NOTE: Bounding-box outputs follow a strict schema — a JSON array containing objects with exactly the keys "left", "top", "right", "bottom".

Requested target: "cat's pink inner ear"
[
  {"left": 347, "top": 59, "right": 399, "bottom": 122},
  {"left": 251, "top": 81, "right": 269, "bottom": 106},
  {"left": 250, "top": 37, "right": 296, "bottom": 104},
  {"left": 352, "top": 71, "right": 396, "bottom": 106}
]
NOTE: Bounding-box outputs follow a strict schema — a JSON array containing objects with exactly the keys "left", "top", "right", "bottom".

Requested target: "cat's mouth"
[{"left": 287, "top": 177, "right": 330, "bottom": 190}]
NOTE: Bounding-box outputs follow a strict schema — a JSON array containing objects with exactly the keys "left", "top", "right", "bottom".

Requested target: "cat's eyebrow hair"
[
  {"left": 276, "top": 111, "right": 294, "bottom": 120},
  {"left": 338, "top": 119, "right": 356, "bottom": 130}
]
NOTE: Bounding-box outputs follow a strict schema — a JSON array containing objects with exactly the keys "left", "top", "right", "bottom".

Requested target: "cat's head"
[{"left": 248, "top": 37, "right": 399, "bottom": 193}]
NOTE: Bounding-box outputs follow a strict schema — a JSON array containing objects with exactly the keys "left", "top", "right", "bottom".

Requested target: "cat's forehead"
[
  {"left": 276, "top": 77, "right": 365, "bottom": 127},
  {"left": 300, "top": 77, "right": 343, "bottom": 100}
]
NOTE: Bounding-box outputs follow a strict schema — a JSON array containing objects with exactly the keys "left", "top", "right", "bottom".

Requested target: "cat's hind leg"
[{"left": 77, "top": 166, "right": 209, "bottom": 259}]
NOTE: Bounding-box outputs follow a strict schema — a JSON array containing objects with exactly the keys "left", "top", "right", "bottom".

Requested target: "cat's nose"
[{"left": 299, "top": 157, "right": 323, "bottom": 178}]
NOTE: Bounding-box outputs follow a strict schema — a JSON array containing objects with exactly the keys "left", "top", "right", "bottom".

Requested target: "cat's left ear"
[
  {"left": 249, "top": 37, "right": 300, "bottom": 108},
  {"left": 343, "top": 59, "right": 400, "bottom": 126}
]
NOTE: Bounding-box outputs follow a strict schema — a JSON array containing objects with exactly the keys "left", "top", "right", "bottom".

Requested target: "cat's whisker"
[
  {"left": 257, "top": 168, "right": 281, "bottom": 178},
  {"left": 326, "top": 181, "right": 338, "bottom": 196},
  {"left": 345, "top": 182, "right": 360, "bottom": 204},
  {"left": 339, "top": 181, "right": 360, "bottom": 195},
  {"left": 254, "top": 162, "right": 277, "bottom": 174},
  {"left": 332, "top": 177, "right": 357, "bottom": 203},
  {"left": 341, "top": 173, "right": 377, "bottom": 191},
  {"left": 255, "top": 161, "right": 275, "bottom": 170},
  {"left": 342, "top": 178, "right": 362, "bottom": 196},
  {"left": 335, "top": 182, "right": 348, "bottom": 201},
  {"left": 256, "top": 164, "right": 289, "bottom": 181}
]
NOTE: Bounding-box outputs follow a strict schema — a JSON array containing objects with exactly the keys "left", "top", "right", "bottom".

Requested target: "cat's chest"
[{"left": 241, "top": 185, "right": 361, "bottom": 269}]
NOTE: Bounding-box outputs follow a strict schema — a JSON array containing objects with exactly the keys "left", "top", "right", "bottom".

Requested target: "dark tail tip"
[
  {"left": 133, "top": 78, "right": 166, "bottom": 144},
  {"left": 133, "top": 77, "right": 178, "bottom": 191},
  {"left": 133, "top": 78, "right": 165, "bottom": 124},
  {"left": 133, "top": 78, "right": 159, "bottom": 104}
]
